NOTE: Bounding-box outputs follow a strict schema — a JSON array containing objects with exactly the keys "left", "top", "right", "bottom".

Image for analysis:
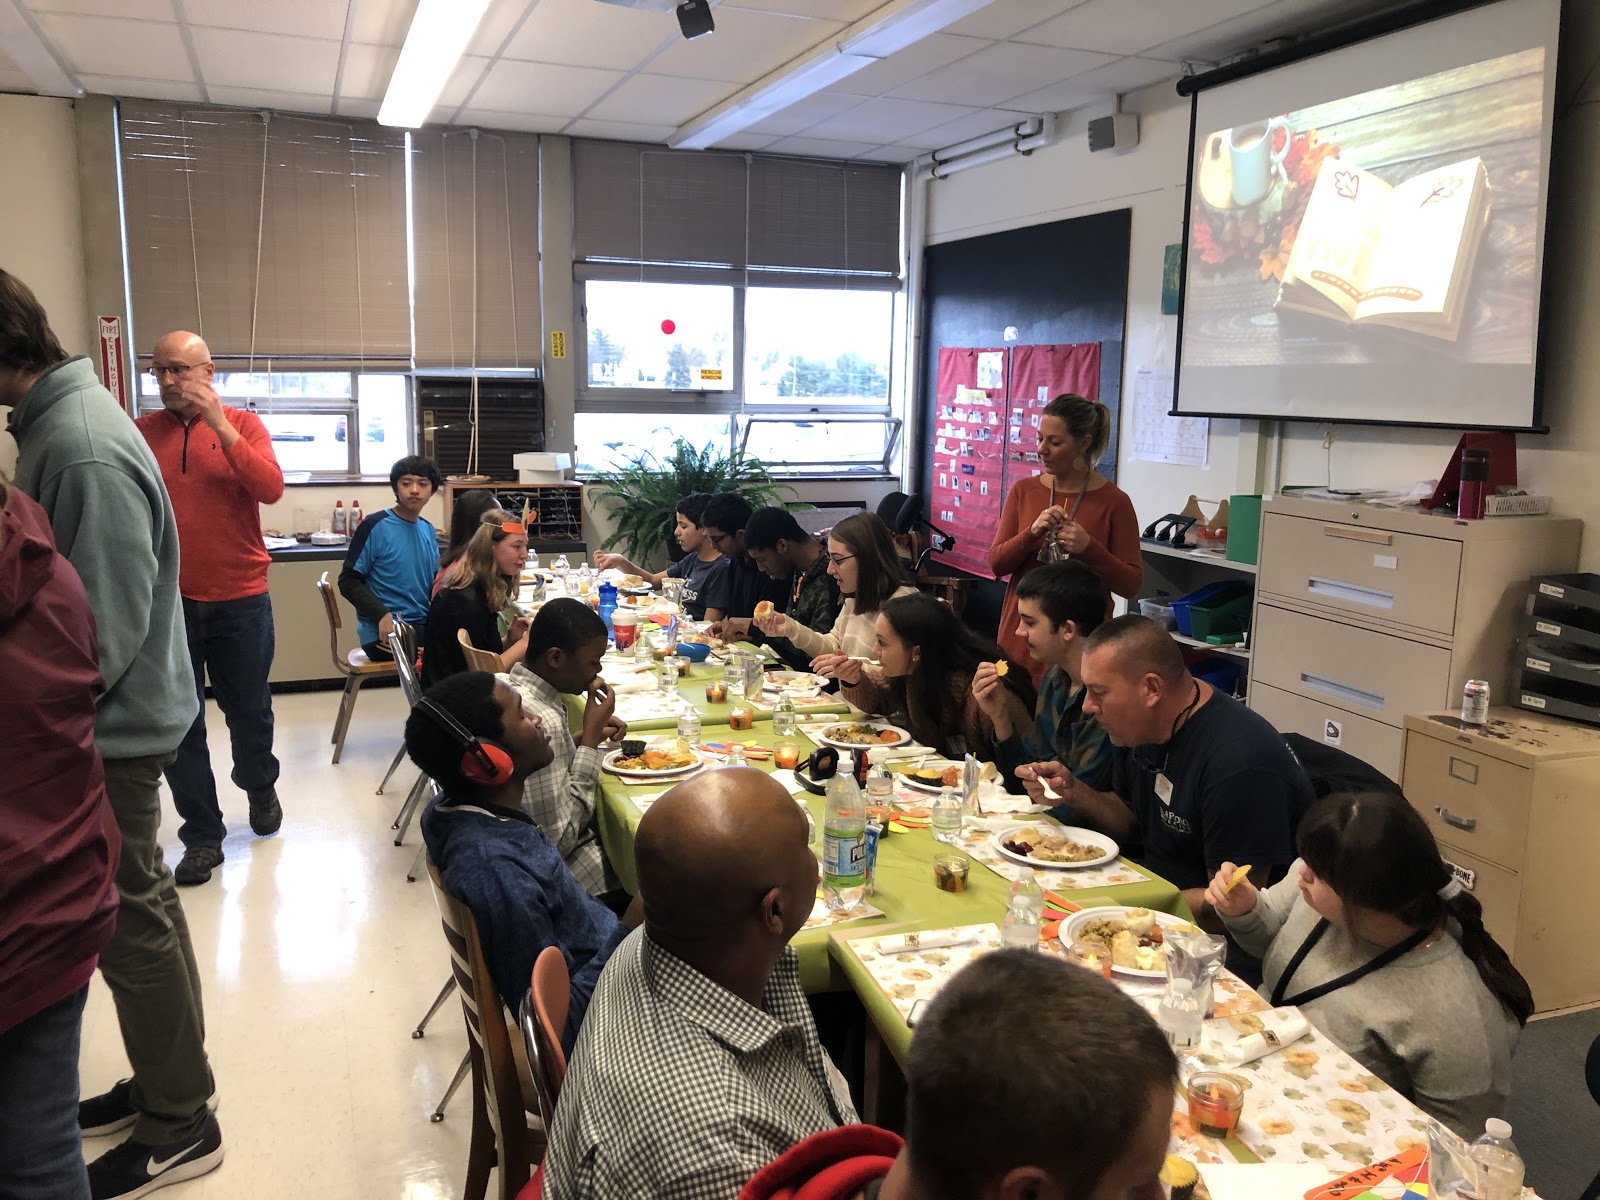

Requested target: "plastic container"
[
  {"left": 1000, "top": 870, "right": 1044, "bottom": 950},
  {"left": 597, "top": 581, "right": 618, "bottom": 639},
  {"left": 1464, "top": 1118, "right": 1523, "bottom": 1200},
  {"left": 1171, "top": 581, "right": 1253, "bottom": 639},
  {"left": 1189, "top": 656, "right": 1243, "bottom": 697},
  {"left": 1139, "top": 597, "right": 1177, "bottom": 629}
]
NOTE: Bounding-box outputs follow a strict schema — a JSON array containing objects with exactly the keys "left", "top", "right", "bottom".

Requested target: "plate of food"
[
  {"left": 892, "top": 759, "right": 964, "bottom": 793},
  {"left": 1059, "top": 906, "right": 1199, "bottom": 979},
  {"left": 993, "top": 824, "right": 1118, "bottom": 870},
  {"left": 765, "top": 670, "right": 828, "bottom": 695},
  {"left": 814, "top": 721, "right": 911, "bottom": 751},
  {"left": 602, "top": 738, "right": 702, "bottom": 780}
]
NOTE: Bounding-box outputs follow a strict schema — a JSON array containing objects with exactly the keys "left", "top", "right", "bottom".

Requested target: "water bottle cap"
[{"left": 1485, "top": 1118, "right": 1512, "bottom": 1139}]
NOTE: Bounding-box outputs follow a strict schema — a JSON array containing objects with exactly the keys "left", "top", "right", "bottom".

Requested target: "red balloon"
[{"left": 661, "top": 319, "right": 676, "bottom": 335}]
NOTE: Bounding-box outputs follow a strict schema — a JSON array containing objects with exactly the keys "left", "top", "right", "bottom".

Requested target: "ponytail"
[
  {"left": 1446, "top": 891, "right": 1534, "bottom": 1025},
  {"left": 1041, "top": 393, "right": 1110, "bottom": 466}
]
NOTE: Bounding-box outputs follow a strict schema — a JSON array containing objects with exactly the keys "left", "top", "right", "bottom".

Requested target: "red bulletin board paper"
[
  {"left": 1002, "top": 343, "right": 1101, "bottom": 497},
  {"left": 930, "top": 347, "right": 1008, "bottom": 579}
]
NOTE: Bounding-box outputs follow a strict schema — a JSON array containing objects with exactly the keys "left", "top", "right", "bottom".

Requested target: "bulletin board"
[{"left": 926, "top": 341, "right": 1102, "bottom": 579}]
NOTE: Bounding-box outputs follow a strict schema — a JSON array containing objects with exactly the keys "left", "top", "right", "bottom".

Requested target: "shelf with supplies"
[
  {"left": 1139, "top": 540, "right": 1257, "bottom": 574},
  {"left": 1172, "top": 632, "right": 1250, "bottom": 660},
  {"left": 441, "top": 480, "right": 586, "bottom": 552}
]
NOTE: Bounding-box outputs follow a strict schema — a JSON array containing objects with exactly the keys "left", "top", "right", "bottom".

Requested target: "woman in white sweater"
[
  {"left": 1205, "top": 791, "right": 1532, "bottom": 1140},
  {"left": 754, "top": 512, "right": 917, "bottom": 662}
]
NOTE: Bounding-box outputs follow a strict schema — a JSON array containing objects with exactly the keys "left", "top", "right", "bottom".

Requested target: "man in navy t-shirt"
[
  {"left": 339, "top": 455, "right": 441, "bottom": 659},
  {"left": 1017, "top": 615, "right": 1313, "bottom": 924}
]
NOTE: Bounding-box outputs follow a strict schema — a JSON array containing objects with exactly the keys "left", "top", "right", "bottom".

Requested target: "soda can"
[{"left": 1461, "top": 679, "right": 1490, "bottom": 725}]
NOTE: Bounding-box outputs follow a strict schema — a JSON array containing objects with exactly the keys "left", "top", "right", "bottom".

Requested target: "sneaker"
[
  {"left": 173, "top": 845, "right": 224, "bottom": 886},
  {"left": 247, "top": 788, "right": 282, "bottom": 837},
  {"left": 81, "top": 1079, "right": 222, "bottom": 1139},
  {"left": 87, "top": 1112, "right": 223, "bottom": 1199}
]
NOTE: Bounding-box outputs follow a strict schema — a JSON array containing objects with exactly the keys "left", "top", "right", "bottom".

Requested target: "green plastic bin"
[{"left": 1226, "top": 494, "right": 1263, "bottom": 565}]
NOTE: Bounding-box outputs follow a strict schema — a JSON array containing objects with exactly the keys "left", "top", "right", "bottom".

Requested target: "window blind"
[
  {"left": 573, "top": 140, "right": 902, "bottom": 287},
  {"left": 119, "top": 100, "right": 410, "bottom": 370},
  {"left": 410, "top": 128, "right": 542, "bottom": 370}
]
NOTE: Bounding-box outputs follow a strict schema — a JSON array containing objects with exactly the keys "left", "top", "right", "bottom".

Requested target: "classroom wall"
[{"left": 923, "top": 0, "right": 1600, "bottom": 568}]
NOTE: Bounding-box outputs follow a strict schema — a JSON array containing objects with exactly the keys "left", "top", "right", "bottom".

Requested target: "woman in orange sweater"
[{"left": 989, "top": 394, "right": 1141, "bottom": 682}]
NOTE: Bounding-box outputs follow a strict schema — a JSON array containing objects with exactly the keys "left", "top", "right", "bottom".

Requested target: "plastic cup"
[
  {"left": 933, "top": 851, "right": 970, "bottom": 892},
  {"left": 612, "top": 609, "right": 639, "bottom": 651},
  {"left": 774, "top": 742, "right": 801, "bottom": 770}
]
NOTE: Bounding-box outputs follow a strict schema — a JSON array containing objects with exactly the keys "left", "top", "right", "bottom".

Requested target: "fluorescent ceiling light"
[
  {"left": 669, "top": 0, "right": 996, "bottom": 150},
  {"left": 841, "top": 0, "right": 994, "bottom": 59},
  {"left": 378, "top": 0, "right": 491, "bottom": 128},
  {"left": 671, "top": 47, "right": 879, "bottom": 149},
  {"left": 0, "top": 0, "right": 80, "bottom": 96}
]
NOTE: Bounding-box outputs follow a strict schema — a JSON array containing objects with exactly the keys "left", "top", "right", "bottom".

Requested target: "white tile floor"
[{"left": 79, "top": 688, "right": 479, "bottom": 1199}]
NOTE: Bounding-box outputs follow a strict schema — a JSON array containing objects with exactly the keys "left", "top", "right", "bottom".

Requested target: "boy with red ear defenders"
[{"left": 409, "top": 671, "right": 640, "bottom": 1050}]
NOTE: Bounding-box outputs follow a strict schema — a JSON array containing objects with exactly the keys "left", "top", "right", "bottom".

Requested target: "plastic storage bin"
[
  {"left": 1171, "top": 581, "right": 1253, "bottom": 639},
  {"left": 1189, "top": 656, "right": 1243, "bottom": 696},
  {"left": 1139, "top": 598, "right": 1176, "bottom": 629}
]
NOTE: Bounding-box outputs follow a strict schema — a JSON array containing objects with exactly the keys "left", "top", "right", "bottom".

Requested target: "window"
[
  {"left": 585, "top": 281, "right": 735, "bottom": 394},
  {"left": 745, "top": 288, "right": 893, "bottom": 408},
  {"left": 740, "top": 416, "right": 899, "bottom": 476},
  {"left": 137, "top": 371, "right": 412, "bottom": 478},
  {"left": 573, "top": 412, "right": 734, "bottom": 476}
]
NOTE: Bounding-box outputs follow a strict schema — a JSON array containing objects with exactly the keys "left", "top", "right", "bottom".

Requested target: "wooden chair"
[
  {"left": 426, "top": 860, "right": 544, "bottom": 1200},
  {"left": 519, "top": 946, "right": 570, "bottom": 1132},
  {"left": 458, "top": 627, "right": 508, "bottom": 674},
  {"left": 316, "top": 571, "right": 397, "bottom": 764},
  {"left": 902, "top": 529, "right": 971, "bottom": 617}
]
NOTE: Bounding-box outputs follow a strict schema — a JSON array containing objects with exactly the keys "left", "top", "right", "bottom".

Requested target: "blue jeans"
[
  {"left": 0, "top": 985, "right": 91, "bottom": 1200},
  {"left": 165, "top": 593, "right": 280, "bottom": 850}
]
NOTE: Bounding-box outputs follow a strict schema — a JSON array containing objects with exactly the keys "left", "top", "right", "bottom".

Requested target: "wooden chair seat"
[
  {"left": 316, "top": 570, "right": 398, "bottom": 763},
  {"left": 346, "top": 647, "right": 395, "bottom": 673},
  {"left": 458, "top": 628, "right": 507, "bottom": 674}
]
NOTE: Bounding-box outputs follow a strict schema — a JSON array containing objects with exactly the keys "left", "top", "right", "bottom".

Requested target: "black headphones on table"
[{"left": 416, "top": 697, "right": 515, "bottom": 787}]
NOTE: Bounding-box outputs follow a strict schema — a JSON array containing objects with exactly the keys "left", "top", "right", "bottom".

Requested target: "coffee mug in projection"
[{"left": 1229, "top": 117, "right": 1289, "bottom": 207}]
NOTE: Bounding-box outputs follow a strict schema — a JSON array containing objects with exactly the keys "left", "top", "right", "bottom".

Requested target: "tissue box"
[{"left": 513, "top": 452, "right": 573, "bottom": 484}]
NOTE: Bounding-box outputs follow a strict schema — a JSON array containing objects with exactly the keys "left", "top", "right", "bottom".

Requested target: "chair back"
[
  {"left": 426, "top": 859, "right": 540, "bottom": 1195},
  {"left": 1587, "top": 1032, "right": 1600, "bottom": 1106},
  {"left": 389, "top": 623, "right": 424, "bottom": 709},
  {"left": 458, "top": 627, "right": 507, "bottom": 674},
  {"left": 526, "top": 946, "right": 570, "bottom": 1126},
  {"left": 316, "top": 572, "right": 352, "bottom": 676}
]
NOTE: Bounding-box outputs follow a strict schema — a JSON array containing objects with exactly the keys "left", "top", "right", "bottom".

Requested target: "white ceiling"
[{"left": 0, "top": 0, "right": 1411, "bottom": 161}]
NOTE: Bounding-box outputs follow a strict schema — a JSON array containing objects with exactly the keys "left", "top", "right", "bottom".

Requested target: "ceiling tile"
[
  {"left": 187, "top": 28, "right": 341, "bottom": 92},
  {"left": 561, "top": 116, "right": 679, "bottom": 142},
  {"left": 78, "top": 74, "right": 205, "bottom": 102},
  {"left": 806, "top": 96, "right": 981, "bottom": 142},
  {"left": 1016, "top": 0, "right": 1267, "bottom": 55},
  {"left": 185, "top": 0, "right": 351, "bottom": 41},
  {"left": 438, "top": 55, "right": 492, "bottom": 109},
  {"left": 34, "top": 13, "right": 193, "bottom": 80},
  {"left": 582, "top": 72, "right": 735, "bottom": 125},
  {"left": 335, "top": 97, "right": 382, "bottom": 118},
  {"left": 0, "top": 42, "right": 17, "bottom": 70},
  {"left": 999, "top": 53, "right": 1179, "bottom": 109},
  {"left": 465, "top": 0, "right": 537, "bottom": 56},
  {"left": 495, "top": 0, "right": 675, "bottom": 67},
  {"left": 943, "top": 0, "right": 1085, "bottom": 40},
  {"left": 855, "top": 144, "right": 918, "bottom": 162},
  {"left": 822, "top": 32, "right": 988, "bottom": 97},
  {"left": 347, "top": 0, "right": 416, "bottom": 47},
  {"left": 466, "top": 59, "right": 625, "bottom": 117},
  {"left": 908, "top": 106, "right": 1037, "bottom": 149},
  {"left": 0, "top": 69, "right": 34, "bottom": 91},
  {"left": 452, "top": 107, "right": 571, "bottom": 134},
  {"left": 720, "top": 0, "right": 881, "bottom": 19},
  {"left": 27, "top": 0, "right": 175, "bottom": 16},
  {"left": 743, "top": 90, "right": 864, "bottom": 137},
  {"left": 1142, "top": 0, "right": 1372, "bottom": 63},
  {"left": 205, "top": 85, "right": 333, "bottom": 113},
  {"left": 761, "top": 134, "right": 881, "bottom": 159},
  {"left": 891, "top": 40, "right": 1115, "bottom": 106},
  {"left": 648, "top": 9, "right": 846, "bottom": 86},
  {"left": 338, "top": 42, "right": 398, "bottom": 101}
]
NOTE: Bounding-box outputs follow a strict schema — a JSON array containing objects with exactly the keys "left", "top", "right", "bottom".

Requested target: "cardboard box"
[{"left": 513, "top": 452, "right": 573, "bottom": 484}]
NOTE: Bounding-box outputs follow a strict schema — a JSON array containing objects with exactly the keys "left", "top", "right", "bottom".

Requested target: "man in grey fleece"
[{"left": 1, "top": 270, "right": 223, "bottom": 1199}]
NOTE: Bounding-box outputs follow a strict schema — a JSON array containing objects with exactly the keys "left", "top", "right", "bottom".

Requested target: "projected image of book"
[{"left": 1276, "top": 155, "right": 1491, "bottom": 341}]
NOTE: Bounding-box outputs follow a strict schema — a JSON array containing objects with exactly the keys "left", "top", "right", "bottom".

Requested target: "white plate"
[
  {"left": 991, "top": 825, "right": 1118, "bottom": 870},
  {"left": 765, "top": 671, "right": 827, "bottom": 694},
  {"left": 813, "top": 722, "right": 911, "bottom": 751},
  {"left": 896, "top": 759, "right": 962, "bottom": 793},
  {"left": 1058, "top": 906, "right": 1194, "bottom": 979},
  {"left": 601, "top": 747, "right": 703, "bottom": 781}
]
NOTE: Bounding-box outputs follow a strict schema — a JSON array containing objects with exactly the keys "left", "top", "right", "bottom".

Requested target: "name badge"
[{"left": 1155, "top": 773, "right": 1174, "bottom": 806}]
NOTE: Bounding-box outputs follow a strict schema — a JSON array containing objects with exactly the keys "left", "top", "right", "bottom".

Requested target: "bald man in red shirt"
[{"left": 135, "top": 331, "right": 285, "bottom": 886}]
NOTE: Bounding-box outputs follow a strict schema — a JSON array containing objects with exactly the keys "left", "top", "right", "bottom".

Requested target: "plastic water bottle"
[
  {"left": 772, "top": 694, "right": 797, "bottom": 738},
  {"left": 727, "top": 743, "right": 747, "bottom": 767},
  {"left": 552, "top": 554, "right": 570, "bottom": 589},
  {"left": 1157, "top": 979, "right": 1204, "bottom": 1050},
  {"left": 822, "top": 771, "right": 867, "bottom": 912},
  {"left": 526, "top": 546, "right": 540, "bottom": 572},
  {"left": 677, "top": 709, "right": 701, "bottom": 744},
  {"left": 931, "top": 786, "right": 962, "bottom": 843},
  {"left": 1464, "top": 1119, "right": 1524, "bottom": 1200},
  {"left": 597, "top": 580, "right": 618, "bottom": 639},
  {"left": 1000, "top": 869, "right": 1044, "bottom": 950}
]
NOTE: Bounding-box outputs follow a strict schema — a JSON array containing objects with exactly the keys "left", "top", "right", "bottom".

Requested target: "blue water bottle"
[{"left": 597, "top": 580, "right": 618, "bottom": 641}]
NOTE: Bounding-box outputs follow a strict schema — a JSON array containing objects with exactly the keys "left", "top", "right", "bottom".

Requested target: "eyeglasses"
[
  {"left": 709, "top": 531, "right": 735, "bottom": 546},
  {"left": 150, "top": 361, "right": 210, "bottom": 379},
  {"left": 827, "top": 554, "right": 857, "bottom": 567}
]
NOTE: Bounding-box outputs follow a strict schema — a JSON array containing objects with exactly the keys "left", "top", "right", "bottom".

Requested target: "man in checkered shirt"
[
  {"left": 542, "top": 768, "right": 857, "bottom": 1198},
  {"left": 502, "top": 598, "right": 624, "bottom": 901}
]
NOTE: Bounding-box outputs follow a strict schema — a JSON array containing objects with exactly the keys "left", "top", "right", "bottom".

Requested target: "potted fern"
[{"left": 588, "top": 438, "right": 793, "bottom": 565}]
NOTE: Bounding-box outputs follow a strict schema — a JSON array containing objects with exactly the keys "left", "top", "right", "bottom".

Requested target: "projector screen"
[{"left": 1174, "top": 0, "right": 1560, "bottom": 429}]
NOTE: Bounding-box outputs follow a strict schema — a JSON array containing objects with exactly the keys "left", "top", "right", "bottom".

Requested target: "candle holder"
[
  {"left": 774, "top": 741, "right": 801, "bottom": 770},
  {"left": 705, "top": 680, "right": 727, "bottom": 703},
  {"left": 728, "top": 702, "right": 754, "bottom": 731},
  {"left": 673, "top": 655, "right": 692, "bottom": 677}
]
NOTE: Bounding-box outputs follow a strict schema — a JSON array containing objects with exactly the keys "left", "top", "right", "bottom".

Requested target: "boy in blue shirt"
[{"left": 339, "top": 455, "right": 441, "bottom": 659}]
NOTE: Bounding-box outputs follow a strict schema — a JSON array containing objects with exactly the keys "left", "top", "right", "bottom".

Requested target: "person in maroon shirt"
[
  {"left": 135, "top": 330, "right": 286, "bottom": 887},
  {"left": 0, "top": 474, "right": 121, "bottom": 1200}
]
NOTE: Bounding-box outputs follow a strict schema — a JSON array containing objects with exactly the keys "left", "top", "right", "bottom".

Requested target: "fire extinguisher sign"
[{"left": 98, "top": 316, "right": 128, "bottom": 413}]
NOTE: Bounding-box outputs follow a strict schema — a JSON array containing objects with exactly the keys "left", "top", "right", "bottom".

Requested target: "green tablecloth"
[
  {"left": 564, "top": 652, "right": 853, "bottom": 732},
  {"left": 592, "top": 722, "right": 1186, "bottom": 996}
]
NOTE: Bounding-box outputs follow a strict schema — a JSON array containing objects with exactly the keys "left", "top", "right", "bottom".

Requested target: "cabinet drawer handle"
[
  {"left": 1307, "top": 577, "right": 1396, "bottom": 610},
  {"left": 1435, "top": 806, "right": 1477, "bottom": 832},
  {"left": 1300, "top": 672, "right": 1385, "bottom": 711},
  {"left": 1323, "top": 526, "right": 1394, "bottom": 546}
]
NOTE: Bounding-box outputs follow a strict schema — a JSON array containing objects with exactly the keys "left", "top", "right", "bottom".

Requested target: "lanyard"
[{"left": 1270, "top": 918, "right": 1431, "bottom": 1008}]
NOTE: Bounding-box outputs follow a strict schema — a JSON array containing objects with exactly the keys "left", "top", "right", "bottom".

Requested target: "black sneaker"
[
  {"left": 81, "top": 1079, "right": 222, "bottom": 1139},
  {"left": 87, "top": 1112, "right": 223, "bottom": 1199},
  {"left": 247, "top": 788, "right": 282, "bottom": 836},
  {"left": 173, "top": 845, "right": 224, "bottom": 886}
]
